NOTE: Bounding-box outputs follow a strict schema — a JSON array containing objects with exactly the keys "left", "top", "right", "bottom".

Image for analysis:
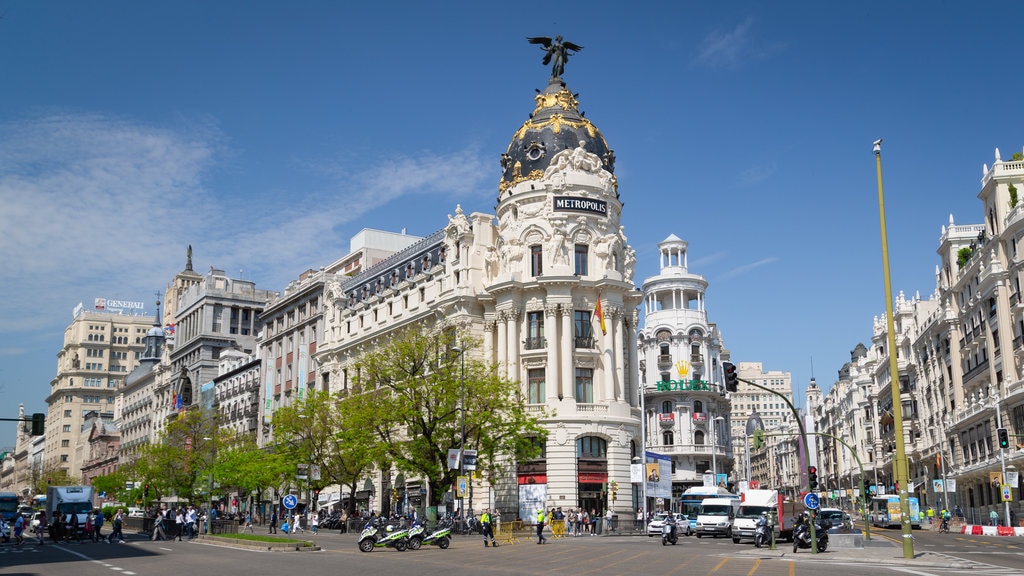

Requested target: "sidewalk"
[{"left": 730, "top": 537, "right": 976, "bottom": 569}]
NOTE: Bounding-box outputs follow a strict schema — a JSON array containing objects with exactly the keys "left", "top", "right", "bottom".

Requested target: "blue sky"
[{"left": 3, "top": 1, "right": 1024, "bottom": 446}]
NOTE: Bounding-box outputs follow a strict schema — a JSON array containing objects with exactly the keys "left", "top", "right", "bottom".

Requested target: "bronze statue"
[{"left": 527, "top": 35, "right": 583, "bottom": 80}]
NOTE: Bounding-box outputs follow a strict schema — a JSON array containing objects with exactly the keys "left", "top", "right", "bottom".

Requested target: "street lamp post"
[
  {"left": 452, "top": 344, "right": 468, "bottom": 517},
  {"left": 711, "top": 416, "right": 726, "bottom": 485}
]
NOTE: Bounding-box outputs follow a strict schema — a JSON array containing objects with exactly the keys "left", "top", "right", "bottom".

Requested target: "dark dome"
[{"left": 499, "top": 79, "right": 614, "bottom": 196}]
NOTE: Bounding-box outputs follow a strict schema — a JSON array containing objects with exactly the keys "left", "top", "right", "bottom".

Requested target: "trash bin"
[
  {"left": 595, "top": 516, "right": 602, "bottom": 535},
  {"left": 611, "top": 514, "right": 619, "bottom": 532}
]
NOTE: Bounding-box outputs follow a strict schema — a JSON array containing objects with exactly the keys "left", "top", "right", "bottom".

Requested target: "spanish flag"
[{"left": 593, "top": 294, "right": 607, "bottom": 335}]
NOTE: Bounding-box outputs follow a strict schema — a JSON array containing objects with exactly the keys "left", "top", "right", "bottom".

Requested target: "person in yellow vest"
[
  {"left": 481, "top": 508, "right": 497, "bottom": 547},
  {"left": 536, "top": 508, "right": 548, "bottom": 544}
]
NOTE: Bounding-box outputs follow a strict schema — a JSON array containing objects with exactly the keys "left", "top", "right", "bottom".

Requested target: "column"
[
  {"left": 603, "top": 306, "right": 618, "bottom": 403},
  {"left": 506, "top": 309, "right": 520, "bottom": 384},
  {"left": 496, "top": 312, "right": 507, "bottom": 379},
  {"left": 612, "top": 307, "right": 624, "bottom": 402},
  {"left": 560, "top": 305, "right": 573, "bottom": 403},
  {"left": 545, "top": 304, "right": 560, "bottom": 402}
]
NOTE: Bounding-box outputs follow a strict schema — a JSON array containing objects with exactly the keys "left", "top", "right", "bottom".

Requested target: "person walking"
[
  {"left": 480, "top": 508, "right": 497, "bottom": 547},
  {"left": 151, "top": 509, "right": 167, "bottom": 541},
  {"left": 174, "top": 507, "right": 184, "bottom": 540},
  {"left": 93, "top": 509, "right": 105, "bottom": 543},
  {"left": 107, "top": 509, "right": 125, "bottom": 544},
  {"left": 990, "top": 508, "right": 1000, "bottom": 527},
  {"left": 536, "top": 508, "right": 547, "bottom": 544},
  {"left": 13, "top": 512, "right": 25, "bottom": 546},
  {"left": 269, "top": 509, "right": 278, "bottom": 534},
  {"left": 35, "top": 510, "right": 47, "bottom": 545},
  {"left": 68, "top": 511, "right": 82, "bottom": 543}
]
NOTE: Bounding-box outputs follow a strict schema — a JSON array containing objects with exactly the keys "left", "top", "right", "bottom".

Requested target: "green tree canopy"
[{"left": 345, "top": 326, "right": 546, "bottom": 507}]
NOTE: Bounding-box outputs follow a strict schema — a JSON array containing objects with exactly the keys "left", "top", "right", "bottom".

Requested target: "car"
[
  {"left": 816, "top": 508, "right": 850, "bottom": 530},
  {"left": 646, "top": 512, "right": 692, "bottom": 537},
  {"left": 127, "top": 508, "right": 144, "bottom": 518},
  {"left": 30, "top": 511, "right": 45, "bottom": 530}
]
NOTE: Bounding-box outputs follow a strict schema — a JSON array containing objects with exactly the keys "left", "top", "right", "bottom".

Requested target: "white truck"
[
  {"left": 695, "top": 496, "right": 741, "bottom": 538},
  {"left": 732, "top": 489, "right": 780, "bottom": 543},
  {"left": 46, "top": 486, "right": 95, "bottom": 540}
]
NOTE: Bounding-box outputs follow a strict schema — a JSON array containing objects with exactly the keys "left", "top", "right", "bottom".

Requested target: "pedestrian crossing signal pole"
[{"left": 875, "top": 139, "right": 915, "bottom": 559}]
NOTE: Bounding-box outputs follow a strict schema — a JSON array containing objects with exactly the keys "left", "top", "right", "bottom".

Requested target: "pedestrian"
[
  {"left": 93, "top": 509, "right": 105, "bottom": 542},
  {"left": 69, "top": 511, "right": 82, "bottom": 542},
  {"left": 605, "top": 508, "right": 614, "bottom": 532},
  {"left": 536, "top": 508, "right": 547, "bottom": 544},
  {"left": 493, "top": 508, "right": 502, "bottom": 534},
  {"left": 954, "top": 505, "right": 965, "bottom": 526},
  {"left": 1011, "top": 508, "right": 1018, "bottom": 528},
  {"left": 635, "top": 508, "right": 643, "bottom": 531},
  {"left": 151, "top": 509, "right": 167, "bottom": 541},
  {"left": 245, "top": 511, "right": 254, "bottom": 533},
  {"left": 269, "top": 509, "right": 278, "bottom": 534},
  {"left": 990, "top": 508, "right": 999, "bottom": 526},
  {"left": 85, "top": 510, "right": 95, "bottom": 542},
  {"left": 36, "top": 510, "right": 47, "bottom": 545},
  {"left": 187, "top": 505, "right": 198, "bottom": 538},
  {"left": 481, "top": 508, "right": 497, "bottom": 547},
  {"left": 174, "top": 506, "right": 184, "bottom": 540},
  {"left": 13, "top": 512, "right": 25, "bottom": 546},
  {"left": 108, "top": 509, "right": 125, "bottom": 543},
  {"left": 309, "top": 511, "right": 318, "bottom": 535}
]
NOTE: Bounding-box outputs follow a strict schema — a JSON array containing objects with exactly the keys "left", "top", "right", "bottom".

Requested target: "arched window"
[
  {"left": 663, "top": 430, "right": 674, "bottom": 445},
  {"left": 694, "top": 400, "right": 704, "bottom": 413},
  {"left": 661, "top": 400, "right": 673, "bottom": 413},
  {"left": 694, "top": 430, "right": 705, "bottom": 445},
  {"left": 406, "top": 262, "right": 415, "bottom": 279},
  {"left": 576, "top": 436, "right": 607, "bottom": 459}
]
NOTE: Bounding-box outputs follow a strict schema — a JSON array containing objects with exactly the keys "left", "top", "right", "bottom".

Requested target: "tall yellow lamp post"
[{"left": 874, "top": 139, "right": 914, "bottom": 559}]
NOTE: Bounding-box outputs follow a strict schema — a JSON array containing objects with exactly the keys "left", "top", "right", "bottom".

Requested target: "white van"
[
  {"left": 695, "top": 497, "right": 741, "bottom": 538},
  {"left": 732, "top": 489, "right": 778, "bottom": 543}
]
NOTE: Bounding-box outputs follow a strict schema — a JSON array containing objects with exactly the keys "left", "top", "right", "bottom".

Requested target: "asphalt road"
[{"left": 2, "top": 526, "right": 1023, "bottom": 576}]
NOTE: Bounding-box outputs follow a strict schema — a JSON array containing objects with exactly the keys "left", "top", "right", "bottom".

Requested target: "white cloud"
[
  {"left": 721, "top": 257, "right": 778, "bottom": 280},
  {"left": 0, "top": 112, "right": 492, "bottom": 339},
  {"left": 694, "top": 17, "right": 755, "bottom": 68}
]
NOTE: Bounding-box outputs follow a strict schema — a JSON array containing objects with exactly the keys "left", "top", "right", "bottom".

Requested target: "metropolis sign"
[{"left": 552, "top": 196, "right": 607, "bottom": 216}]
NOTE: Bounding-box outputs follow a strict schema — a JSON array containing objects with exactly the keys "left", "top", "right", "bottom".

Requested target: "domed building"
[{"left": 317, "top": 45, "right": 643, "bottom": 522}]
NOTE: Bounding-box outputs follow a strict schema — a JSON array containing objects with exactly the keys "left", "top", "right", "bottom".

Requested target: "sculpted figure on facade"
[
  {"left": 548, "top": 227, "right": 569, "bottom": 266},
  {"left": 447, "top": 204, "right": 471, "bottom": 237}
]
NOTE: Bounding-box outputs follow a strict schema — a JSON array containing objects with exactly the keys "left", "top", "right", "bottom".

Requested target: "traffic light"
[
  {"left": 144, "top": 484, "right": 150, "bottom": 498},
  {"left": 752, "top": 429, "right": 765, "bottom": 450},
  {"left": 808, "top": 466, "right": 818, "bottom": 491},
  {"left": 997, "top": 428, "right": 1010, "bottom": 449},
  {"left": 723, "top": 362, "right": 739, "bottom": 392},
  {"left": 30, "top": 413, "right": 45, "bottom": 435}
]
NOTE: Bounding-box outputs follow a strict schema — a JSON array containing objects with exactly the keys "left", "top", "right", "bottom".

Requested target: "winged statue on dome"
[{"left": 527, "top": 35, "right": 583, "bottom": 80}]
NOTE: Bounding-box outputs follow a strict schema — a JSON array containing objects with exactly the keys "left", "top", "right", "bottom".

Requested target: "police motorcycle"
[
  {"left": 407, "top": 517, "right": 452, "bottom": 550},
  {"left": 792, "top": 513, "right": 829, "bottom": 553},
  {"left": 753, "top": 513, "right": 770, "bottom": 548},
  {"left": 358, "top": 516, "right": 410, "bottom": 552},
  {"left": 661, "top": 515, "right": 679, "bottom": 546}
]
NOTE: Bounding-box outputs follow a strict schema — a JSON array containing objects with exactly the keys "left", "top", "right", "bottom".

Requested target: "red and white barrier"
[{"left": 958, "top": 524, "right": 1024, "bottom": 536}]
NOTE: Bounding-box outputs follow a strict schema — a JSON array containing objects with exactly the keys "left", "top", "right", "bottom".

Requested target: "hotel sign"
[
  {"left": 656, "top": 379, "right": 713, "bottom": 392},
  {"left": 553, "top": 196, "right": 607, "bottom": 216}
]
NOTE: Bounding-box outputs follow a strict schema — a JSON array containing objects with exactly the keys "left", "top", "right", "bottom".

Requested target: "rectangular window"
[
  {"left": 530, "top": 245, "right": 543, "bottom": 277},
  {"left": 574, "top": 244, "right": 588, "bottom": 276},
  {"left": 527, "top": 311, "right": 545, "bottom": 349},
  {"left": 528, "top": 368, "right": 545, "bottom": 404},
  {"left": 62, "top": 425, "right": 71, "bottom": 433},
  {"left": 574, "top": 310, "right": 593, "bottom": 348},
  {"left": 576, "top": 367, "right": 594, "bottom": 403}
]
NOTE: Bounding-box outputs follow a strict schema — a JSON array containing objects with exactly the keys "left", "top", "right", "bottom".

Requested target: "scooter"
[
  {"left": 407, "top": 518, "right": 452, "bottom": 550},
  {"left": 792, "top": 518, "right": 829, "bottom": 553},
  {"left": 661, "top": 517, "right": 678, "bottom": 546},
  {"left": 357, "top": 518, "right": 409, "bottom": 552},
  {"left": 753, "top": 521, "right": 769, "bottom": 548}
]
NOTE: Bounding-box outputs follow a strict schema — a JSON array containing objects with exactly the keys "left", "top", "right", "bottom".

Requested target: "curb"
[{"left": 195, "top": 535, "right": 322, "bottom": 552}]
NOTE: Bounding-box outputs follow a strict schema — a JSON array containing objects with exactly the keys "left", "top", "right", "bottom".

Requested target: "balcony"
[
  {"left": 657, "top": 354, "right": 673, "bottom": 370},
  {"left": 574, "top": 337, "right": 595, "bottom": 349},
  {"left": 524, "top": 337, "right": 546, "bottom": 350}
]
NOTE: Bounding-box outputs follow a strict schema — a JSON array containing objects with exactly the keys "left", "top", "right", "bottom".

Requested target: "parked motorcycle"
[
  {"left": 407, "top": 518, "right": 452, "bottom": 550},
  {"left": 357, "top": 518, "right": 409, "bottom": 552},
  {"left": 792, "top": 516, "right": 829, "bottom": 553},
  {"left": 661, "top": 517, "right": 678, "bottom": 546}
]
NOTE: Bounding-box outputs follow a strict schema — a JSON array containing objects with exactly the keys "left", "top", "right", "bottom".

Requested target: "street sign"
[
  {"left": 803, "top": 492, "right": 819, "bottom": 510},
  {"left": 463, "top": 449, "right": 478, "bottom": 471},
  {"left": 1002, "top": 484, "right": 1013, "bottom": 502},
  {"left": 456, "top": 475, "right": 468, "bottom": 498},
  {"left": 282, "top": 494, "right": 298, "bottom": 510}
]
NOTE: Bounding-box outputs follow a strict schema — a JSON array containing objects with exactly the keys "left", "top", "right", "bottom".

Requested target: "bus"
[
  {"left": 678, "top": 486, "right": 739, "bottom": 531},
  {"left": 868, "top": 495, "right": 921, "bottom": 529},
  {"left": 0, "top": 492, "right": 20, "bottom": 522}
]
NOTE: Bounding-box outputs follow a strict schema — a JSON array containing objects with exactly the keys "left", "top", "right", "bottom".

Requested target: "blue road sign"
[
  {"left": 803, "top": 492, "right": 819, "bottom": 510},
  {"left": 282, "top": 494, "right": 298, "bottom": 510}
]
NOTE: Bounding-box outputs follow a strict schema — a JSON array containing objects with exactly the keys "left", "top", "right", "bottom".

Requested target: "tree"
[
  {"left": 345, "top": 326, "right": 546, "bottom": 508},
  {"left": 134, "top": 409, "right": 220, "bottom": 504},
  {"left": 271, "top": 390, "right": 375, "bottom": 515}
]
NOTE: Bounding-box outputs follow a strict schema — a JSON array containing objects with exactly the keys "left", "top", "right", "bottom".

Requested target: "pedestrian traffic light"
[
  {"left": 30, "top": 413, "right": 45, "bottom": 435},
  {"left": 997, "top": 427, "right": 1010, "bottom": 449},
  {"left": 808, "top": 466, "right": 818, "bottom": 491},
  {"left": 723, "top": 362, "right": 739, "bottom": 392}
]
